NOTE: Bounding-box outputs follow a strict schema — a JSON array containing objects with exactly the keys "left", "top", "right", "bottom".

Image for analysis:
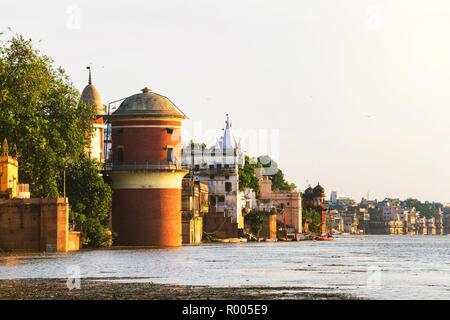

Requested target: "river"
[{"left": 1, "top": 235, "right": 450, "bottom": 299}]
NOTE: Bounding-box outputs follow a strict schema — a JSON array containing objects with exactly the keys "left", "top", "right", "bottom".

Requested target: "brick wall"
[{"left": 0, "top": 198, "right": 78, "bottom": 252}]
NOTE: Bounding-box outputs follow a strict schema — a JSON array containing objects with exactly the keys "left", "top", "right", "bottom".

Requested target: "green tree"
[
  {"left": 0, "top": 34, "right": 96, "bottom": 197},
  {"left": 246, "top": 211, "right": 264, "bottom": 237},
  {"left": 302, "top": 208, "right": 322, "bottom": 234},
  {"left": 65, "top": 154, "right": 112, "bottom": 247},
  {"left": 239, "top": 155, "right": 260, "bottom": 193},
  {"left": 405, "top": 198, "right": 437, "bottom": 218},
  {"left": 257, "top": 155, "right": 296, "bottom": 192},
  {"left": 0, "top": 34, "right": 112, "bottom": 247}
]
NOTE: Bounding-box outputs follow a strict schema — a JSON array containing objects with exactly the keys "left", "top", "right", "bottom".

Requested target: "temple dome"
[
  {"left": 313, "top": 183, "right": 325, "bottom": 197},
  {"left": 304, "top": 186, "right": 314, "bottom": 195},
  {"left": 80, "top": 84, "right": 104, "bottom": 115},
  {"left": 111, "top": 88, "right": 185, "bottom": 119}
]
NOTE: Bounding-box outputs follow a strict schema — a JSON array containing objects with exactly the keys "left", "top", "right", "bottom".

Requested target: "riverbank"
[{"left": 0, "top": 278, "right": 359, "bottom": 300}]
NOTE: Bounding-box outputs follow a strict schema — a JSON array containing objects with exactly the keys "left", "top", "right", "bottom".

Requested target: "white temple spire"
[{"left": 222, "top": 114, "right": 235, "bottom": 150}]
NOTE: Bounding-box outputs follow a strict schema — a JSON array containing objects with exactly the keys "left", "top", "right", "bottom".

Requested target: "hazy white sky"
[{"left": 1, "top": 0, "right": 449, "bottom": 202}]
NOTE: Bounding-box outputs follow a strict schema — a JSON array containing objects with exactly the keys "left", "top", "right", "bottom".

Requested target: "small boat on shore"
[
  {"left": 265, "top": 238, "right": 278, "bottom": 242},
  {"left": 315, "top": 235, "right": 333, "bottom": 241}
]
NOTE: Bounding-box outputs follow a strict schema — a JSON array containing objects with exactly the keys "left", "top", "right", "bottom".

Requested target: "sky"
[{"left": 1, "top": 0, "right": 449, "bottom": 203}]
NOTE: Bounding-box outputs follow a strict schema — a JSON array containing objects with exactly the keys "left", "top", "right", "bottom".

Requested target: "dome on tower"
[
  {"left": 313, "top": 183, "right": 325, "bottom": 197},
  {"left": 304, "top": 186, "right": 314, "bottom": 195},
  {"left": 111, "top": 88, "right": 186, "bottom": 119},
  {"left": 80, "top": 67, "right": 104, "bottom": 115},
  {"left": 80, "top": 84, "right": 104, "bottom": 115}
]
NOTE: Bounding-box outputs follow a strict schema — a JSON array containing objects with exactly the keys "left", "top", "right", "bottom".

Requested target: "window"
[
  {"left": 217, "top": 164, "right": 222, "bottom": 169},
  {"left": 116, "top": 128, "right": 124, "bottom": 134},
  {"left": 225, "top": 182, "right": 232, "bottom": 192},
  {"left": 117, "top": 148, "right": 124, "bottom": 163},
  {"left": 218, "top": 196, "right": 225, "bottom": 203},
  {"left": 167, "top": 148, "right": 173, "bottom": 162},
  {"left": 166, "top": 128, "right": 174, "bottom": 134}
]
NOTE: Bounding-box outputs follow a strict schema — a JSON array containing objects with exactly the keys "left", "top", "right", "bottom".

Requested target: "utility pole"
[{"left": 63, "top": 166, "right": 66, "bottom": 202}]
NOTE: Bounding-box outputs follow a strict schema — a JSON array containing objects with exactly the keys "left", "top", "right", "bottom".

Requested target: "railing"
[
  {"left": 188, "top": 167, "right": 237, "bottom": 175},
  {"left": 103, "top": 161, "right": 186, "bottom": 171}
]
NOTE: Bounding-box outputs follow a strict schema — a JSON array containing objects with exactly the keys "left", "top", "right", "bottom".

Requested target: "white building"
[
  {"left": 80, "top": 68, "right": 107, "bottom": 163},
  {"left": 181, "top": 115, "right": 246, "bottom": 228},
  {"left": 382, "top": 205, "right": 409, "bottom": 221}
]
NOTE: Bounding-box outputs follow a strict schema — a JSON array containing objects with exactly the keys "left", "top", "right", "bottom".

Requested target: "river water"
[{"left": 1, "top": 235, "right": 450, "bottom": 299}]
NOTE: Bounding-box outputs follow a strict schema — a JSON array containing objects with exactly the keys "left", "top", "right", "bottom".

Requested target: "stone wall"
[
  {"left": 203, "top": 207, "right": 239, "bottom": 238},
  {"left": 0, "top": 198, "right": 79, "bottom": 252}
]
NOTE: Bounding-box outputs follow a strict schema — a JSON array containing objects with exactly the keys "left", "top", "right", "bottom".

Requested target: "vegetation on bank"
[
  {"left": 404, "top": 198, "right": 438, "bottom": 219},
  {"left": 257, "top": 155, "right": 297, "bottom": 192},
  {"left": 0, "top": 33, "right": 112, "bottom": 247},
  {"left": 238, "top": 155, "right": 261, "bottom": 193},
  {"left": 245, "top": 211, "right": 264, "bottom": 237}
]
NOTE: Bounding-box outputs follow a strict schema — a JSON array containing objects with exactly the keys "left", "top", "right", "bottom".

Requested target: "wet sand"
[{"left": 0, "top": 278, "right": 359, "bottom": 300}]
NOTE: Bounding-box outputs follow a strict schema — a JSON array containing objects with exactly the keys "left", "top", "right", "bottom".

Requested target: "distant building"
[
  {"left": 256, "top": 168, "right": 302, "bottom": 234},
  {"left": 330, "top": 191, "right": 337, "bottom": 205},
  {"left": 337, "top": 197, "right": 356, "bottom": 207},
  {"left": 382, "top": 206, "right": 409, "bottom": 221},
  {"left": 181, "top": 179, "right": 209, "bottom": 244},
  {"left": 303, "top": 184, "right": 327, "bottom": 234},
  {"left": 80, "top": 68, "right": 107, "bottom": 163},
  {"left": 182, "top": 115, "right": 246, "bottom": 236}
]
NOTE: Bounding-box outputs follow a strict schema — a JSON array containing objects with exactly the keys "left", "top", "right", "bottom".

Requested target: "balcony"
[
  {"left": 103, "top": 161, "right": 187, "bottom": 172},
  {"left": 190, "top": 167, "right": 236, "bottom": 176}
]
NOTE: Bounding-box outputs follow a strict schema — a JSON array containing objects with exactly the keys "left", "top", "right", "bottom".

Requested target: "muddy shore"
[{"left": 0, "top": 278, "right": 360, "bottom": 300}]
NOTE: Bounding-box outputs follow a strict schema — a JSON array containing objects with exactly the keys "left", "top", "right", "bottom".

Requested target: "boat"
[
  {"left": 265, "top": 238, "right": 278, "bottom": 242},
  {"left": 315, "top": 236, "right": 333, "bottom": 241}
]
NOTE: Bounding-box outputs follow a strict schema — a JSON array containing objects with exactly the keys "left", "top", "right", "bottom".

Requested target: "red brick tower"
[{"left": 108, "top": 87, "right": 188, "bottom": 246}]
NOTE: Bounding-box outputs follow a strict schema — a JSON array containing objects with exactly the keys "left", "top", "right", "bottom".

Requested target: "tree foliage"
[
  {"left": 239, "top": 155, "right": 260, "bottom": 193},
  {"left": 66, "top": 154, "right": 112, "bottom": 247},
  {"left": 246, "top": 211, "right": 264, "bottom": 237},
  {"left": 0, "top": 34, "right": 96, "bottom": 197},
  {"left": 0, "top": 34, "right": 112, "bottom": 247},
  {"left": 302, "top": 208, "right": 322, "bottom": 234},
  {"left": 405, "top": 198, "right": 437, "bottom": 218},
  {"left": 257, "top": 155, "right": 296, "bottom": 192}
]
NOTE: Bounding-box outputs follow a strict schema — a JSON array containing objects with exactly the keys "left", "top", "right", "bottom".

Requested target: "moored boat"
[{"left": 315, "top": 236, "right": 333, "bottom": 241}]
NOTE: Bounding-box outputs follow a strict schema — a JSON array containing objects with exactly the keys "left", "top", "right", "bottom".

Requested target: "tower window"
[
  {"left": 166, "top": 128, "right": 174, "bottom": 134},
  {"left": 167, "top": 148, "right": 173, "bottom": 162},
  {"left": 117, "top": 148, "right": 124, "bottom": 163}
]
